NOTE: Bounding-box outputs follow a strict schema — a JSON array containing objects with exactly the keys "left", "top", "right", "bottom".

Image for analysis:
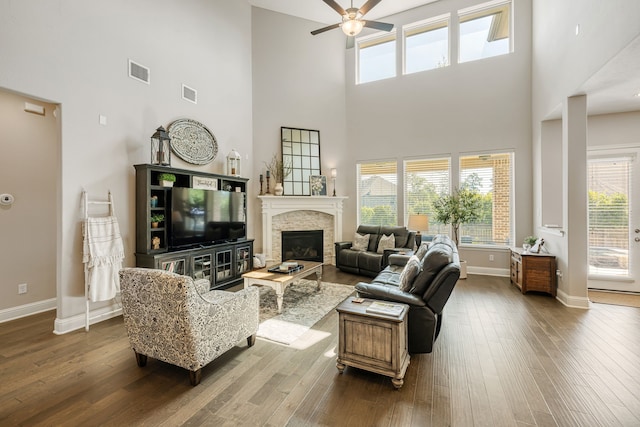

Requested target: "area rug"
[
  {"left": 589, "top": 290, "right": 640, "bottom": 308},
  {"left": 257, "top": 279, "right": 354, "bottom": 345}
]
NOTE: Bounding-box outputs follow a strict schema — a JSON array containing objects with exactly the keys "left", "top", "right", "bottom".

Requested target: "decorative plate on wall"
[{"left": 167, "top": 119, "right": 218, "bottom": 165}]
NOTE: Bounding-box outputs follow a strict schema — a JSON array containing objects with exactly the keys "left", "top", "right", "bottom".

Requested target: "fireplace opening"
[{"left": 282, "top": 230, "right": 323, "bottom": 262}]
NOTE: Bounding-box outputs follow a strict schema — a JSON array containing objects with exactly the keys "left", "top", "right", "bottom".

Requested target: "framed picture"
[
  {"left": 310, "top": 175, "right": 327, "bottom": 196},
  {"left": 192, "top": 176, "right": 218, "bottom": 190}
]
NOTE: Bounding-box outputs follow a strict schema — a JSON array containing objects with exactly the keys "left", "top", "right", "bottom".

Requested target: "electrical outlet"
[
  {"left": 18, "top": 283, "right": 27, "bottom": 294},
  {"left": 489, "top": 254, "right": 494, "bottom": 262}
]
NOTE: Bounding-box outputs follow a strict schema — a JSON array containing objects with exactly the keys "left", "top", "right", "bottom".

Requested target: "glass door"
[{"left": 587, "top": 149, "right": 639, "bottom": 291}]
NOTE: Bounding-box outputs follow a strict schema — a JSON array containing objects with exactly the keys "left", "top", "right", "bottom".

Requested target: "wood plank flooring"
[{"left": 1, "top": 268, "right": 640, "bottom": 426}]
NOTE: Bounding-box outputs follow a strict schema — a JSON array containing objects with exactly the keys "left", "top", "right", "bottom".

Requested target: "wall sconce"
[
  {"left": 331, "top": 168, "right": 337, "bottom": 197},
  {"left": 408, "top": 214, "right": 429, "bottom": 248},
  {"left": 226, "top": 148, "right": 241, "bottom": 177},
  {"left": 151, "top": 126, "right": 171, "bottom": 166}
]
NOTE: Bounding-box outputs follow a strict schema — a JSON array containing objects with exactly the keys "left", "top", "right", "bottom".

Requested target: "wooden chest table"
[
  {"left": 336, "top": 297, "right": 410, "bottom": 389},
  {"left": 510, "top": 248, "right": 557, "bottom": 297}
]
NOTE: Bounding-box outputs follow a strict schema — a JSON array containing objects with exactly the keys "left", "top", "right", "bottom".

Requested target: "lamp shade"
[{"left": 408, "top": 214, "right": 429, "bottom": 232}]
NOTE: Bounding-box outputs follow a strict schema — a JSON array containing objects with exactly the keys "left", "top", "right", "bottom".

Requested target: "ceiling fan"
[{"left": 311, "top": 0, "right": 394, "bottom": 49}]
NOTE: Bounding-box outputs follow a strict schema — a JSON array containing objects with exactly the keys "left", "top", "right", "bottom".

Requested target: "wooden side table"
[
  {"left": 336, "top": 297, "right": 410, "bottom": 389},
  {"left": 510, "top": 247, "right": 557, "bottom": 297}
]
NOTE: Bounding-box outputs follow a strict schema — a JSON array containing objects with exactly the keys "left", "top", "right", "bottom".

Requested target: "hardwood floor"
[{"left": 2, "top": 268, "right": 640, "bottom": 426}]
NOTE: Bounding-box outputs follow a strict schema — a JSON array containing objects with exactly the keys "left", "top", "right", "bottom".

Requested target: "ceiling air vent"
[
  {"left": 128, "top": 59, "right": 150, "bottom": 84},
  {"left": 182, "top": 84, "right": 197, "bottom": 104}
]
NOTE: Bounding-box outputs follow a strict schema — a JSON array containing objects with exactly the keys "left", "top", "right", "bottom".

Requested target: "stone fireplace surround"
[{"left": 258, "top": 196, "right": 347, "bottom": 264}]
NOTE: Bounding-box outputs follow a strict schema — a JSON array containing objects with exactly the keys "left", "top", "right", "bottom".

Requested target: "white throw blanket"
[{"left": 83, "top": 216, "right": 125, "bottom": 302}]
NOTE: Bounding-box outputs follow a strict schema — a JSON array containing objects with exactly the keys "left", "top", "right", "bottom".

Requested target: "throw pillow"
[
  {"left": 377, "top": 233, "right": 396, "bottom": 254},
  {"left": 352, "top": 233, "right": 370, "bottom": 251},
  {"left": 415, "top": 242, "right": 429, "bottom": 260},
  {"left": 399, "top": 255, "right": 421, "bottom": 292}
]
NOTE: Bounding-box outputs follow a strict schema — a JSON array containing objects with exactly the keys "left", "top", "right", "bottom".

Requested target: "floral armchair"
[{"left": 119, "top": 268, "right": 259, "bottom": 386}]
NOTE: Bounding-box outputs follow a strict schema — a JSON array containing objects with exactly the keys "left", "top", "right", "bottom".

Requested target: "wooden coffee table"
[{"left": 242, "top": 260, "right": 323, "bottom": 313}]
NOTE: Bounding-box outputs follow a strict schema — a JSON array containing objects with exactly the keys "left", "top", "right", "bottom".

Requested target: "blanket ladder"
[{"left": 82, "top": 191, "right": 115, "bottom": 331}]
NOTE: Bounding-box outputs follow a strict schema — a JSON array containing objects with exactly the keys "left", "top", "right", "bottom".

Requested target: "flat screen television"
[{"left": 169, "top": 187, "right": 246, "bottom": 249}]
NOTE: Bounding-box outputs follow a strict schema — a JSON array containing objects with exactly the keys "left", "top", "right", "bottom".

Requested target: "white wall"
[
  {"left": 251, "top": 7, "right": 348, "bottom": 252},
  {"left": 0, "top": 90, "right": 58, "bottom": 318},
  {"left": 0, "top": 0, "right": 253, "bottom": 331},
  {"left": 532, "top": 0, "right": 640, "bottom": 306},
  {"left": 344, "top": 0, "right": 532, "bottom": 270}
]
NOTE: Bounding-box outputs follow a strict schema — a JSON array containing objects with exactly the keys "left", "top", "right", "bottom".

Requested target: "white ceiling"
[
  {"left": 248, "top": 0, "right": 439, "bottom": 24},
  {"left": 249, "top": 0, "right": 640, "bottom": 118}
]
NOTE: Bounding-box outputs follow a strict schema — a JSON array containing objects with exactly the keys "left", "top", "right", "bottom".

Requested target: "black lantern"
[{"left": 151, "top": 126, "right": 171, "bottom": 166}]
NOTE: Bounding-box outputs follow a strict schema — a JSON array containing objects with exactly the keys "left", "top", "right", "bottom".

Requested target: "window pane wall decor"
[{"left": 281, "top": 127, "right": 321, "bottom": 196}]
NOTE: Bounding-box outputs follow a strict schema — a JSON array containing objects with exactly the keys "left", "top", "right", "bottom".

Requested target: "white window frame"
[
  {"left": 458, "top": 151, "right": 515, "bottom": 247},
  {"left": 458, "top": 0, "right": 512, "bottom": 64},
  {"left": 403, "top": 13, "right": 450, "bottom": 75},
  {"left": 356, "top": 30, "right": 397, "bottom": 85},
  {"left": 356, "top": 159, "right": 399, "bottom": 226},
  {"left": 403, "top": 156, "right": 451, "bottom": 239}
]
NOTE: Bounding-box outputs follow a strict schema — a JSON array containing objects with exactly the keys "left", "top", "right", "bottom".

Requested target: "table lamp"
[{"left": 407, "top": 214, "right": 429, "bottom": 248}]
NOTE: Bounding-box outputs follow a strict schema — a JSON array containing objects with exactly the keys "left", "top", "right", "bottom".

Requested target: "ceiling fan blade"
[
  {"left": 358, "top": 0, "right": 382, "bottom": 16},
  {"left": 311, "top": 23, "right": 341, "bottom": 36},
  {"left": 322, "top": 0, "right": 346, "bottom": 16},
  {"left": 346, "top": 36, "right": 355, "bottom": 49},
  {"left": 363, "top": 20, "right": 394, "bottom": 32}
]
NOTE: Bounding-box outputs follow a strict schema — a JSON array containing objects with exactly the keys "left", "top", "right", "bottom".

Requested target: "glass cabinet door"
[
  {"left": 192, "top": 253, "right": 212, "bottom": 283},
  {"left": 215, "top": 248, "right": 233, "bottom": 282},
  {"left": 160, "top": 258, "right": 186, "bottom": 275},
  {"left": 236, "top": 245, "right": 252, "bottom": 274}
]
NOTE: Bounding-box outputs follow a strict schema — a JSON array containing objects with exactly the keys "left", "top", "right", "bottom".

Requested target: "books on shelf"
[{"left": 366, "top": 301, "right": 404, "bottom": 317}]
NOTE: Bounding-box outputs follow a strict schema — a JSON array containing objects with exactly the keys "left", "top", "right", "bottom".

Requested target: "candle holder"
[{"left": 259, "top": 174, "right": 264, "bottom": 195}]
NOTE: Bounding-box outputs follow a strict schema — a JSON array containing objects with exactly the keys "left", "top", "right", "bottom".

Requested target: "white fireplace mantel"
[{"left": 258, "top": 195, "right": 347, "bottom": 262}]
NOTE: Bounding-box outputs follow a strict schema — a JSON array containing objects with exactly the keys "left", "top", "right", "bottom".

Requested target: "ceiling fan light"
[{"left": 342, "top": 18, "right": 364, "bottom": 37}]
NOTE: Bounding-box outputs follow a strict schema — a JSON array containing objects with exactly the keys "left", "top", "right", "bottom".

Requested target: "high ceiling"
[
  {"left": 248, "top": 0, "right": 440, "bottom": 24},
  {"left": 249, "top": 0, "right": 640, "bottom": 118}
]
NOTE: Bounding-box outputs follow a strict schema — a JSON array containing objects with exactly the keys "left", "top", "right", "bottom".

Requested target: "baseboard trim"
[
  {"left": 556, "top": 288, "right": 590, "bottom": 309},
  {"left": 467, "top": 266, "right": 510, "bottom": 277},
  {"left": 54, "top": 304, "right": 122, "bottom": 335},
  {"left": 0, "top": 298, "right": 56, "bottom": 323}
]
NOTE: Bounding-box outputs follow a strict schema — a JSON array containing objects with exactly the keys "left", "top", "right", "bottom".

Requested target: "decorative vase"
[
  {"left": 160, "top": 180, "right": 174, "bottom": 188},
  {"left": 150, "top": 198, "right": 158, "bottom": 208},
  {"left": 274, "top": 182, "right": 284, "bottom": 196},
  {"left": 151, "top": 222, "right": 159, "bottom": 228}
]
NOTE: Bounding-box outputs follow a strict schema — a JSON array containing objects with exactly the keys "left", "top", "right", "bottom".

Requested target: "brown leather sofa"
[
  {"left": 334, "top": 225, "right": 416, "bottom": 277},
  {"left": 355, "top": 234, "right": 460, "bottom": 354}
]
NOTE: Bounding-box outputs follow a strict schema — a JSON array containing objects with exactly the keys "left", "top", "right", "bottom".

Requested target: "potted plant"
[
  {"left": 523, "top": 235, "right": 537, "bottom": 252},
  {"left": 264, "top": 154, "right": 292, "bottom": 196},
  {"left": 150, "top": 213, "right": 165, "bottom": 228},
  {"left": 432, "top": 187, "right": 481, "bottom": 279},
  {"left": 158, "top": 173, "right": 176, "bottom": 187}
]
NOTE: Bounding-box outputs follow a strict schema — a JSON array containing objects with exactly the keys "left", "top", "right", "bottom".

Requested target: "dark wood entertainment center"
[{"left": 134, "top": 164, "right": 253, "bottom": 290}]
